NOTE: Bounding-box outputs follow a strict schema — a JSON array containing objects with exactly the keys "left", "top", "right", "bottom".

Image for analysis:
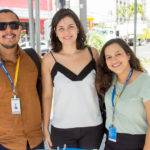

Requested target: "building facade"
[{"left": 0, "top": 0, "right": 53, "bottom": 36}]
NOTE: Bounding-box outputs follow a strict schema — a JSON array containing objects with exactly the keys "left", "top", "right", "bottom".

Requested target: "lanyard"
[
  {"left": 111, "top": 68, "right": 133, "bottom": 124},
  {"left": 0, "top": 56, "right": 20, "bottom": 94}
]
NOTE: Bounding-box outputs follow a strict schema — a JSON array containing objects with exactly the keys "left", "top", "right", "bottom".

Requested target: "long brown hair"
[
  {"left": 96, "top": 38, "right": 144, "bottom": 99},
  {"left": 50, "top": 8, "right": 86, "bottom": 52}
]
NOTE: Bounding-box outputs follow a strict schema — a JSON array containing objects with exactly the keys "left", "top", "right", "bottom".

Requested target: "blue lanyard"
[
  {"left": 111, "top": 68, "right": 133, "bottom": 124},
  {"left": 0, "top": 61, "right": 15, "bottom": 92},
  {"left": 112, "top": 68, "right": 133, "bottom": 106},
  {"left": 111, "top": 68, "right": 133, "bottom": 107}
]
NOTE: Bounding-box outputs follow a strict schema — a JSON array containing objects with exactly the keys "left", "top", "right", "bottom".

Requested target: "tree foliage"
[
  {"left": 137, "top": 27, "right": 150, "bottom": 39},
  {"left": 117, "top": 2, "right": 144, "bottom": 23},
  {"left": 87, "top": 31, "right": 106, "bottom": 53}
]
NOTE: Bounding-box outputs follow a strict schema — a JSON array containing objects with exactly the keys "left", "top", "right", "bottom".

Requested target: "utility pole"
[
  {"left": 35, "top": 0, "right": 41, "bottom": 54},
  {"left": 55, "top": 0, "right": 66, "bottom": 10},
  {"left": 59, "top": 0, "right": 66, "bottom": 8},
  {"left": 79, "top": 0, "right": 87, "bottom": 32},
  {"left": 28, "top": 0, "right": 35, "bottom": 49},
  {"left": 134, "top": 0, "right": 137, "bottom": 53}
]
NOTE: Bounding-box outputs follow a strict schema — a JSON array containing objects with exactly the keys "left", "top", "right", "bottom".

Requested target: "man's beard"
[{"left": 0, "top": 42, "right": 18, "bottom": 49}]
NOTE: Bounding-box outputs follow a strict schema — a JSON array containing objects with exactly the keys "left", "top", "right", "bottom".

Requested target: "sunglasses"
[{"left": 0, "top": 21, "right": 20, "bottom": 31}]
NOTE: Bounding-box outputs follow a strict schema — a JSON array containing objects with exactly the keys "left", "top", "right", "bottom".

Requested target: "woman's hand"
[{"left": 44, "top": 128, "right": 52, "bottom": 149}]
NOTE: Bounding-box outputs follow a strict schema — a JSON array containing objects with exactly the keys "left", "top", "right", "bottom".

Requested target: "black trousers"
[
  {"left": 0, "top": 144, "right": 9, "bottom": 150},
  {"left": 27, "top": 141, "right": 44, "bottom": 150},
  {"left": 0, "top": 141, "right": 44, "bottom": 150},
  {"left": 51, "top": 124, "right": 104, "bottom": 149},
  {"left": 104, "top": 132, "right": 145, "bottom": 150}
]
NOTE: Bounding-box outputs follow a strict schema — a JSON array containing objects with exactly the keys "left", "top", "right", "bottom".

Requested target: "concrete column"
[
  {"left": 35, "top": 0, "right": 41, "bottom": 54},
  {"left": 79, "top": 0, "right": 87, "bottom": 32},
  {"left": 28, "top": 0, "right": 35, "bottom": 49},
  {"left": 134, "top": 0, "right": 137, "bottom": 53}
]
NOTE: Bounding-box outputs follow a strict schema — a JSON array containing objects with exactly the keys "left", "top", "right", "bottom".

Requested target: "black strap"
[
  {"left": 24, "top": 48, "right": 42, "bottom": 109},
  {"left": 98, "top": 94, "right": 106, "bottom": 133},
  {"left": 50, "top": 51, "right": 56, "bottom": 62},
  {"left": 87, "top": 46, "right": 93, "bottom": 58}
]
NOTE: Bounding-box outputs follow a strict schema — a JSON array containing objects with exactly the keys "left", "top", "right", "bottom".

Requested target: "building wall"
[
  {"left": 0, "top": 0, "right": 52, "bottom": 10},
  {"left": 0, "top": 0, "right": 53, "bottom": 35}
]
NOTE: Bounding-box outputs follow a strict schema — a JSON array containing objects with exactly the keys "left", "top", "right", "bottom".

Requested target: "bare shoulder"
[
  {"left": 90, "top": 47, "right": 99, "bottom": 62},
  {"left": 42, "top": 51, "right": 56, "bottom": 72},
  {"left": 42, "top": 52, "right": 51, "bottom": 63}
]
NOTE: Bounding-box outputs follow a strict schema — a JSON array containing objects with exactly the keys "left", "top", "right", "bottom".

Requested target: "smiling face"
[
  {"left": 55, "top": 16, "right": 78, "bottom": 46},
  {"left": 0, "top": 12, "right": 21, "bottom": 49},
  {"left": 104, "top": 43, "right": 131, "bottom": 75}
]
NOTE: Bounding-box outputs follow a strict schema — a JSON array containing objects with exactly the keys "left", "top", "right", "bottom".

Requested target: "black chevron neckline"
[{"left": 51, "top": 59, "right": 96, "bottom": 81}]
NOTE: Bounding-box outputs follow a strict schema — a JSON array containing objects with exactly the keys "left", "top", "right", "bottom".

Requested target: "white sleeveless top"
[{"left": 50, "top": 48, "right": 102, "bottom": 129}]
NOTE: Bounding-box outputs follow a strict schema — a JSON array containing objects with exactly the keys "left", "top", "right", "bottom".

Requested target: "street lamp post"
[
  {"left": 28, "top": 0, "right": 35, "bottom": 49},
  {"left": 79, "top": 0, "right": 87, "bottom": 32},
  {"left": 134, "top": 0, "right": 137, "bottom": 53},
  {"left": 35, "top": 0, "right": 41, "bottom": 54}
]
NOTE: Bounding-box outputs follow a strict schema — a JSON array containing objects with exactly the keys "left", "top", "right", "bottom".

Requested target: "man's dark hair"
[{"left": 0, "top": 9, "right": 20, "bottom": 21}]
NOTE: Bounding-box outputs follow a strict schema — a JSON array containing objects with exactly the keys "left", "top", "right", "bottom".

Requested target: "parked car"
[
  {"left": 19, "top": 40, "right": 50, "bottom": 56},
  {"left": 92, "top": 27, "right": 116, "bottom": 40},
  {"left": 125, "top": 35, "right": 145, "bottom": 46},
  {"left": 127, "top": 38, "right": 145, "bottom": 46},
  {"left": 19, "top": 41, "right": 31, "bottom": 49}
]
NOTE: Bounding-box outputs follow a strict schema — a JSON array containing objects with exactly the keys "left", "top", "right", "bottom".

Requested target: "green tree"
[
  {"left": 137, "top": 27, "right": 150, "bottom": 40},
  {"left": 117, "top": 3, "right": 144, "bottom": 23},
  {"left": 94, "top": 23, "right": 104, "bottom": 28},
  {"left": 87, "top": 31, "right": 106, "bottom": 53},
  {"left": 117, "top": 2, "right": 145, "bottom": 40}
]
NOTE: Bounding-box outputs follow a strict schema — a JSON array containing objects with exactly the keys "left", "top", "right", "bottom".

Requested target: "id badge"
[
  {"left": 11, "top": 96, "right": 21, "bottom": 114},
  {"left": 108, "top": 126, "right": 117, "bottom": 142}
]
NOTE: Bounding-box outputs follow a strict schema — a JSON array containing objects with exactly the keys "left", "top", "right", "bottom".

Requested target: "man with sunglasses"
[{"left": 0, "top": 9, "right": 44, "bottom": 150}]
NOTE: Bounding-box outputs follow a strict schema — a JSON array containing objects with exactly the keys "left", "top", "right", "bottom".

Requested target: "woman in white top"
[
  {"left": 42, "top": 8, "right": 104, "bottom": 149},
  {"left": 96, "top": 38, "right": 150, "bottom": 150}
]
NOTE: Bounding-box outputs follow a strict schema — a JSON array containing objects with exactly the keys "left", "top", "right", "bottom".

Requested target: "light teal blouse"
[{"left": 105, "top": 72, "right": 150, "bottom": 134}]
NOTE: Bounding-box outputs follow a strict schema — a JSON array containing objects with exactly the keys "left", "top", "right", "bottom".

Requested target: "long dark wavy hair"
[
  {"left": 96, "top": 38, "right": 144, "bottom": 99},
  {"left": 50, "top": 8, "right": 86, "bottom": 52}
]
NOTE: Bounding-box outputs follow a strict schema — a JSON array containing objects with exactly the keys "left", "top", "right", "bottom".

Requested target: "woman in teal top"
[{"left": 96, "top": 38, "right": 150, "bottom": 150}]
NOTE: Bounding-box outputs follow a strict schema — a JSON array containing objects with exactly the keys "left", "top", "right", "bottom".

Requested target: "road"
[
  {"left": 131, "top": 43, "right": 150, "bottom": 74},
  {"left": 131, "top": 43, "right": 150, "bottom": 58}
]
